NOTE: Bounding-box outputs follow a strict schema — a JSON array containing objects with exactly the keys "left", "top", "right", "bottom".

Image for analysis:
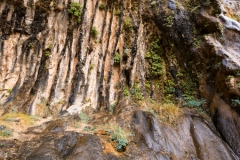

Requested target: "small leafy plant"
[
  {"left": 68, "top": 2, "right": 83, "bottom": 22},
  {"left": 90, "top": 64, "right": 94, "bottom": 73},
  {"left": 123, "top": 17, "right": 132, "bottom": 31},
  {"left": 164, "top": 15, "right": 174, "bottom": 28},
  {"left": 6, "top": 89, "right": 12, "bottom": 97},
  {"left": 132, "top": 83, "right": 144, "bottom": 100},
  {"left": 226, "top": 75, "right": 234, "bottom": 80},
  {"left": 45, "top": 50, "right": 51, "bottom": 58},
  {"left": 114, "top": 9, "right": 121, "bottom": 16},
  {"left": 114, "top": 52, "right": 121, "bottom": 64},
  {"left": 91, "top": 26, "right": 98, "bottom": 38},
  {"left": 99, "top": 4, "right": 105, "bottom": 10},
  {"left": 123, "top": 87, "right": 129, "bottom": 96}
]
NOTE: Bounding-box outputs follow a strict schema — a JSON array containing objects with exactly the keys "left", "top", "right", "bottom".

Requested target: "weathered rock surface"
[
  {"left": 131, "top": 110, "right": 238, "bottom": 160},
  {"left": 0, "top": 104, "right": 239, "bottom": 159},
  {"left": 0, "top": 0, "right": 240, "bottom": 159}
]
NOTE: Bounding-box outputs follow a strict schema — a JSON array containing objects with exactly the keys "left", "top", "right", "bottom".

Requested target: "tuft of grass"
[
  {"left": 0, "top": 113, "right": 38, "bottom": 137},
  {"left": 145, "top": 102, "right": 180, "bottom": 125},
  {"left": 0, "top": 113, "right": 38, "bottom": 125},
  {"left": 91, "top": 26, "right": 98, "bottom": 38}
]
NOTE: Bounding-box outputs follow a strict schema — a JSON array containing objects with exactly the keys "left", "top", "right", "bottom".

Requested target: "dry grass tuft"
[
  {"left": 36, "top": 102, "right": 51, "bottom": 118},
  {"left": 144, "top": 102, "right": 181, "bottom": 126},
  {"left": 0, "top": 112, "right": 39, "bottom": 138},
  {"left": 0, "top": 113, "right": 38, "bottom": 125}
]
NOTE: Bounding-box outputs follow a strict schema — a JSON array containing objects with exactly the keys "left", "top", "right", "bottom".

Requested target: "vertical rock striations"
[{"left": 0, "top": 0, "right": 240, "bottom": 158}]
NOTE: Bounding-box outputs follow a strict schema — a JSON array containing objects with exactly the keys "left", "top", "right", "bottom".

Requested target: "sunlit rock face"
[
  {"left": 0, "top": 0, "right": 126, "bottom": 114},
  {"left": 0, "top": 0, "right": 240, "bottom": 159}
]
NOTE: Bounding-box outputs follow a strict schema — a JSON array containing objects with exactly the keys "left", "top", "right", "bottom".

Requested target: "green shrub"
[
  {"left": 184, "top": 99, "right": 203, "bottom": 107},
  {"left": 114, "top": 52, "right": 121, "bottom": 64},
  {"left": 183, "top": 95, "right": 206, "bottom": 107},
  {"left": 146, "top": 39, "right": 163, "bottom": 78},
  {"left": 106, "top": 125, "right": 132, "bottom": 151},
  {"left": 91, "top": 26, "right": 98, "bottom": 38},
  {"left": 115, "top": 139, "right": 128, "bottom": 151},
  {"left": 68, "top": 2, "right": 83, "bottom": 22},
  {"left": 99, "top": 4, "right": 105, "bottom": 10}
]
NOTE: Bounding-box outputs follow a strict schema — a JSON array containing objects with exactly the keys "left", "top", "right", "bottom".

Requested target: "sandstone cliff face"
[{"left": 0, "top": 0, "right": 240, "bottom": 159}]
